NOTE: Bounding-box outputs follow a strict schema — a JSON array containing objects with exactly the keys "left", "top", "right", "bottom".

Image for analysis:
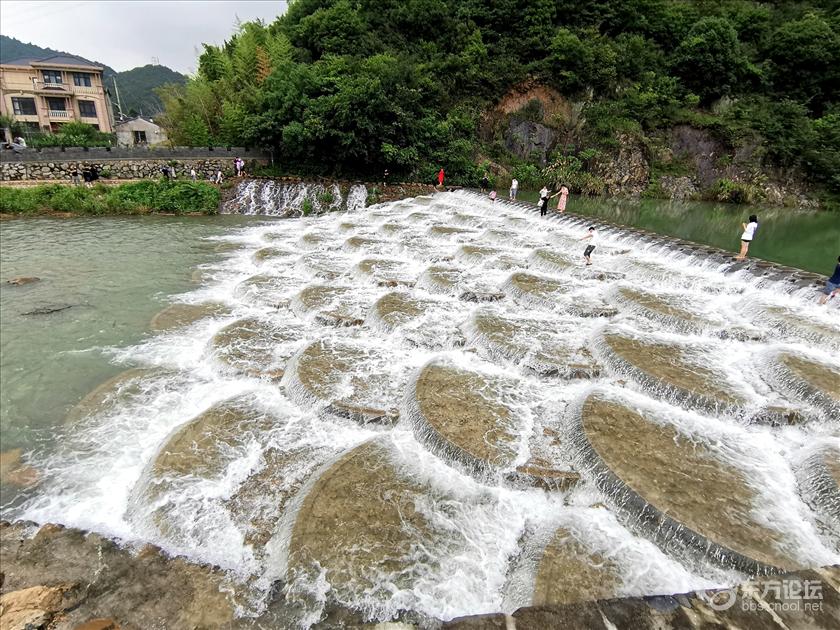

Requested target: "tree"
[
  {"left": 766, "top": 14, "right": 840, "bottom": 113},
  {"left": 671, "top": 17, "right": 747, "bottom": 103}
]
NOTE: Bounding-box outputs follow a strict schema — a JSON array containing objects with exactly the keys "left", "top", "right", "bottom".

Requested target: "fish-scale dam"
[{"left": 10, "top": 188, "right": 840, "bottom": 627}]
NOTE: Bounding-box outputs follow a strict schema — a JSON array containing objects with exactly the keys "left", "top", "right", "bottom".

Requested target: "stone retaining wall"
[
  {"left": 0, "top": 146, "right": 268, "bottom": 162},
  {"left": 1, "top": 157, "right": 269, "bottom": 182}
]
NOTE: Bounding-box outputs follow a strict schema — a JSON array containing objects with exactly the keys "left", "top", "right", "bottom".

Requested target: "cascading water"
[
  {"left": 10, "top": 190, "right": 840, "bottom": 626},
  {"left": 224, "top": 179, "right": 368, "bottom": 216}
]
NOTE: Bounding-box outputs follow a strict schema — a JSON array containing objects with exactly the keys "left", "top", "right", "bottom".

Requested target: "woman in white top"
[
  {"left": 581, "top": 226, "right": 598, "bottom": 265},
  {"left": 736, "top": 214, "right": 759, "bottom": 260}
]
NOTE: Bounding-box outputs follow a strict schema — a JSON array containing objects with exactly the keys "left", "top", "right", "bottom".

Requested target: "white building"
[{"left": 115, "top": 116, "right": 167, "bottom": 146}]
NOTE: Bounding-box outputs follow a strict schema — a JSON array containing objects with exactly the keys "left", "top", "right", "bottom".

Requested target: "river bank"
[{"left": 0, "top": 181, "right": 221, "bottom": 216}]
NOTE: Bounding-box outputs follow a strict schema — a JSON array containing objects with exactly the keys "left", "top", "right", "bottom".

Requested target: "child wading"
[
  {"left": 581, "top": 226, "right": 598, "bottom": 265},
  {"left": 736, "top": 214, "right": 759, "bottom": 260}
]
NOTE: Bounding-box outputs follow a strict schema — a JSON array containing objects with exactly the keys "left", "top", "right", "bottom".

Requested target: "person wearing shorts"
[
  {"left": 581, "top": 226, "right": 597, "bottom": 265},
  {"left": 736, "top": 214, "right": 759, "bottom": 260},
  {"left": 819, "top": 256, "right": 840, "bottom": 305}
]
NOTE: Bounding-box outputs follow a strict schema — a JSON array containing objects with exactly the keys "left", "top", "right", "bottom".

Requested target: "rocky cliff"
[{"left": 486, "top": 84, "right": 818, "bottom": 207}]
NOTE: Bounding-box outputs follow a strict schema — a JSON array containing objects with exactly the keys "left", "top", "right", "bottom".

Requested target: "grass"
[{"left": 0, "top": 181, "right": 221, "bottom": 216}]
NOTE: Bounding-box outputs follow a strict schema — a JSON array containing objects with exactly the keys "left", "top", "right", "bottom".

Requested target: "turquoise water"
[
  {"left": 0, "top": 215, "right": 262, "bottom": 454},
  {"left": 515, "top": 192, "right": 840, "bottom": 275}
]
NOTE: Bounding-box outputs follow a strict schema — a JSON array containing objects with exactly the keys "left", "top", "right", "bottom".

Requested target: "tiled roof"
[
  {"left": 2, "top": 57, "right": 40, "bottom": 67},
  {"left": 30, "top": 54, "right": 102, "bottom": 69}
]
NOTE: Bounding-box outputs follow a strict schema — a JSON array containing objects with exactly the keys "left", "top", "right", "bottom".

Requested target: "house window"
[
  {"left": 73, "top": 72, "right": 92, "bottom": 87},
  {"left": 46, "top": 97, "right": 66, "bottom": 111},
  {"left": 79, "top": 101, "right": 97, "bottom": 117},
  {"left": 11, "top": 97, "right": 37, "bottom": 116},
  {"left": 134, "top": 130, "right": 147, "bottom": 144},
  {"left": 42, "top": 69, "right": 63, "bottom": 84}
]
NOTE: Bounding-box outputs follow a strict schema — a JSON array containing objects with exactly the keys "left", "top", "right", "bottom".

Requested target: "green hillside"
[
  {"left": 0, "top": 35, "right": 185, "bottom": 114},
  {"left": 157, "top": 0, "right": 839, "bottom": 206}
]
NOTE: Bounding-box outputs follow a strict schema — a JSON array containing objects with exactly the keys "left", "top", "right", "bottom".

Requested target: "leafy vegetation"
[
  {"left": 0, "top": 181, "right": 220, "bottom": 215},
  {"left": 26, "top": 122, "right": 116, "bottom": 148},
  {"left": 162, "top": 0, "right": 836, "bottom": 196}
]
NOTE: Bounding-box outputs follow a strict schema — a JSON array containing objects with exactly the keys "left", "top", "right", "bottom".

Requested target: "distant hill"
[{"left": 0, "top": 35, "right": 186, "bottom": 114}]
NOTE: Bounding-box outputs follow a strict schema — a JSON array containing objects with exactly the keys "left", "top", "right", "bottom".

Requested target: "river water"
[
  {"left": 516, "top": 192, "right": 840, "bottom": 274},
  {"left": 1, "top": 193, "right": 838, "bottom": 625}
]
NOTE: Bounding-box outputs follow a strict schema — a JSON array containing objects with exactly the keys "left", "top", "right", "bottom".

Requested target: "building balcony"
[
  {"left": 80, "top": 113, "right": 97, "bottom": 119},
  {"left": 33, "top": 81, "right": 71, "bottom": 94},
  {"left": 72, "top": 85, "right": 101, "bottom": 96},
  {"left": 48, "top": 110, "right": 70, "bottom": 119}
]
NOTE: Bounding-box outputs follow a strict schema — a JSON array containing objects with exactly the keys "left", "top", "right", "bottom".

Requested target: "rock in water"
[
  {"left": 502, "top": 272, "right": 570, "bottom": 308},
  {"left": 285, "top": 438, "right": 465, "bottom": 610},
  {"left": 149, "top": 302, "right": 229, "bottom": 332},
  {"left": 608, "top": 286, "right": 715, "bottom": 335},
  {"left": 6, "top": 276, "right": 40, "bottom": 286},
  {"left": 292, "top": 285, "right": 368, "bottom": 327},
  {"left": 209, "top": 316, "right": 303, "bottom": 380},
  {"left": 531, "top": 527, "right": 621, "bottom": 605},
  {"left": 567, "top": 392, "right": 803, "bottom": 573},
  {"left": 405, "top": 359, "right": 578, "bottom": 489},
  {"left": 758, "top": 350, "right": 840, "bottom": 419},
  {"left": 593, "top": 329, "right": 749, "bottom": 416},
  {"left": 463, "top": 310, "right": 599, "bottom": 378},
  {"left": 283, "top": 339, "right": 401, "bottom": 424}
]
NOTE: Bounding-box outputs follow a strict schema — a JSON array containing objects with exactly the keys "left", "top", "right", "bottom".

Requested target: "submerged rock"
[
  {"left": 234, "top": 274, "right": 295, "bottom": 308},
  {"left": 463, "top": 311, "right": 599, "bottom": 378},
  {"left": 455, "top": 244, "right": 502, "bottom": 263},
  {"left": 593, "top": 330, "right": 749, "bottom": 416},
  {"left": 283, "top": 339, "right": 400, "bottom": 424},
  {"left": 0, "top": 448, "right": 39, "bottom": 488},
  {"left": 285, "top": 438, "right": 466, "bottom": 612},
  {"left": 406, "top": 361, "right": 520, "bottom": 477},
  {"left": 741, "top": 302, "right": 840, "bottom": 351},
  {"left": 64, "top": 368, "right": 175, "bottom": 425},
  {"left": 127, "top": 396, "right": 279, "bottom": 542},
  {"left": 427, "top": 225, "right": 477, "bottom": 238},
  {"left": 253, "top": 247, "right": 295, "bottom": 263},
  {"left": 405, "top": 360, "right": 577, "bottom": 488},
  {"left": 758, "top": 350, "right": 840, "bottom": 418},
  {"left": 6, "top": 276, "right": 40, "bottom": 286},
  {"left": 608, "top": 286, "right": 714, "bottom": 334},
  {"left": 528, "top": 249, "right": 573, "bottom": 274},
  {"left": 796, "top": 444, "right": 840, "bottom": 542},
  {"left": 567, "top": 392, "right": 804, "bottom": 573},
  {"left": 354, "top": 258, "right": 415, "bottom": 287},
  {"left": 292, "top": 285, "right": 368, "bottom": 327},
  {"left": 531, "top": 527, "right": 622, "bottom": 605},
  {"left": 149, "top": 301, "right": 229, "bottom": 332},
  {"left": 502, "top": 272, "right": 570, "bottom": 308},
  {"left": 209, "top": 316, "right": 303, "bottom": 380},
  {"left": 366, "top": 291, "right": 429, "bottom": 332}
]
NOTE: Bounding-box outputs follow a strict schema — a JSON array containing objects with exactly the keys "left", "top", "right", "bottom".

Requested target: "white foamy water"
[{"left": 13, "top": 191, "right": 840, "bottom": 625}]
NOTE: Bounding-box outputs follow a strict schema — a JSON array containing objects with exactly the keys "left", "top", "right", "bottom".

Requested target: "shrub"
[
  {"left": 0, "top": 181, "right": 220, "bottom": 215},
  {"left": 707, "top": 178, "right": 763, "bottom": 204}
]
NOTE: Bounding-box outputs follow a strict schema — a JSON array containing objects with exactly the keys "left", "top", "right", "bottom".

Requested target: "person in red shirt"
[{"left": 437, "top": 168, "right": 445, "bottom": 188}]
